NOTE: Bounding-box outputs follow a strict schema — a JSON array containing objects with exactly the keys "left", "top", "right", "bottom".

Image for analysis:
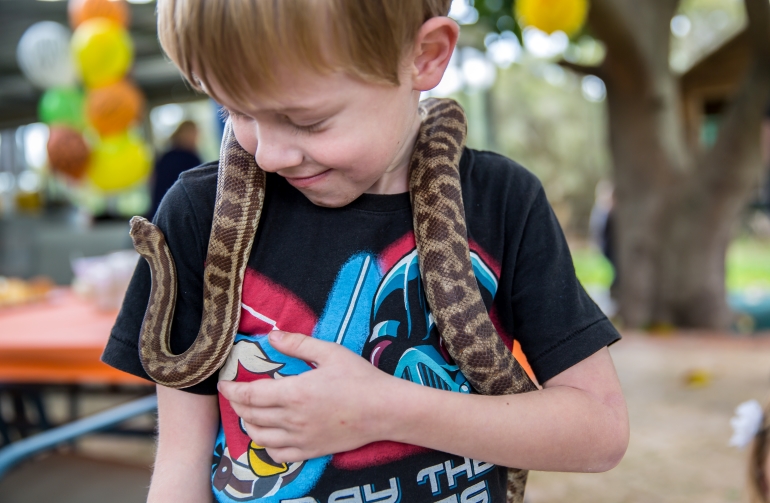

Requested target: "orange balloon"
[
  {"left": 68, "top": 0, "right": 130, "bottom": 29},
  {"left": 47, "top": 126, "right": 91, "bottom": 180},
  {"left": 86, "top": 80, "right": 144, "bottom": 136}
]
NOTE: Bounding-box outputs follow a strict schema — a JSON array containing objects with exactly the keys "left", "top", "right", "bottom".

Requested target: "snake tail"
[{"left": 132, "top": 120, "right": 266, "bottom": 389}]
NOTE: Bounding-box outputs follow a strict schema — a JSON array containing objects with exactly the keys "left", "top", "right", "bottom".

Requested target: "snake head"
[
  {"left": 129, "top": 216, "right": 163, "bottom": 257},
  {"left": 129, "top": 215, "right": 148, "bottom": 233}
]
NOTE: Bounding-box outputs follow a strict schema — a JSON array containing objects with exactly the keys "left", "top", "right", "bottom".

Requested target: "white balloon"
[{"left": 16, "top": 21, "right": 77, "bottom": 89}]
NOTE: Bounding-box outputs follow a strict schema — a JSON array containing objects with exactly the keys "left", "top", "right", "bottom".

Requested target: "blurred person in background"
[
  {"left": 590, "top": 179, "right": 617, "bottom": 298},
  {"left": 149, "top": 120, "right": 202, "bottom": 219}
]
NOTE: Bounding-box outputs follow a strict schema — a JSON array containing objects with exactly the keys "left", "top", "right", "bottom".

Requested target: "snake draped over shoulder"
[{"left": 129, "top": 98, "right": 537, "bottom": 503}]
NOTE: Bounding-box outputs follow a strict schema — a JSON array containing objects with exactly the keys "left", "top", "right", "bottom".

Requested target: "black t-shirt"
[
  {"left": 149, "top": 147, "right": 202, "bottom": 219},
  {"left": 103, "top": 148, "right": 619, "bottom": 503}
]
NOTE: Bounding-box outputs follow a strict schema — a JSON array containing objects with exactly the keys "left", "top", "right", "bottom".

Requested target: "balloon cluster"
[
  {"left": 16, "top": 0, "right": 150, "bottom": 192},
  {"left": 515, "top": 0, "right": 590, "bottom": 37}
]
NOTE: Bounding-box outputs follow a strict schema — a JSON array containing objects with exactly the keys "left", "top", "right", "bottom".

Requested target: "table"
[
  {"left": 0, "top": 290, "right": 152, "bottom": 445},
  {"left": 0, "top": 289, "right": 145, "bottom": 385}
]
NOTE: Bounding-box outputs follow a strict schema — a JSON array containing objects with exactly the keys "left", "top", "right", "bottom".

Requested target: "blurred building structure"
[
  {"left": 0, "top": 1, "right": 226, "bottom": 284},
  {"left": 680, "top": 28, "right": 752, "bottom": 148}
]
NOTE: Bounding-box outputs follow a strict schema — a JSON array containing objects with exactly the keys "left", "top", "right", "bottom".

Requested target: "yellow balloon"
[
  {"left": 71, "top": 18, "right": 133, "bottom": 88},
  {"left": 515, "top": 0, "right": 589, "bottom": 36},
  {"left": 88, "top": 132, "right": 151, "bottom": 192}
]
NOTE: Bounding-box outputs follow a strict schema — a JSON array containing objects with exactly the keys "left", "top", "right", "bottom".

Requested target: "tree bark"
[{"left": 589, "top": 0, "right": 770, "bottom": 328}]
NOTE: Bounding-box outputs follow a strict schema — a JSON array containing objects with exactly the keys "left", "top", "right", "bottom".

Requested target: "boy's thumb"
[{"left": 268, "top": 330, "right": 328, "bottom": 365}]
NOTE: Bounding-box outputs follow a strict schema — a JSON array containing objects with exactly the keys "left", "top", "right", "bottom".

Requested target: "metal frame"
[{"left": 0, "top": 394, "right": 157, "bottom": 480}]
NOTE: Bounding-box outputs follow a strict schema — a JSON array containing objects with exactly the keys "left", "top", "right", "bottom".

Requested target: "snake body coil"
[{"left": 130, "top": 98, "right": 536, "bottom": 502}]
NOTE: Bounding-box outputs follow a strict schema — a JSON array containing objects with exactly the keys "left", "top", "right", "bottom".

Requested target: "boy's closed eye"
[{"left": 220, "top": 107, "right": 329, "bottom": 134}]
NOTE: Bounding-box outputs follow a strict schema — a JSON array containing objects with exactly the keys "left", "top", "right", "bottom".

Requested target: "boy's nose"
[{"left": 254, "top": 128, "right": 304, "bottom": 173}]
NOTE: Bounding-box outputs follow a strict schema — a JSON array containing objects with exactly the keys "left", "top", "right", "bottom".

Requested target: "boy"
[{"left": 102, "top": 1, "right": 629, "bottom": 502}]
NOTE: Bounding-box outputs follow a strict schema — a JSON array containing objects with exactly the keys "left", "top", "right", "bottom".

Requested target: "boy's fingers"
[
  {"left": 266, "top": 447, "right": 308, "bottom": 465},
  {"left": 269, "top": 330, "right": 338, "bottom": 365},
  {"left": 242, "top": 422, "right": 290, "bottom": 449},
  {"left": 218, "top": 379, "right": 284, "bottom": 407},
  {"left": 230, "top": 402, "right": 284, "bottom": 428}
]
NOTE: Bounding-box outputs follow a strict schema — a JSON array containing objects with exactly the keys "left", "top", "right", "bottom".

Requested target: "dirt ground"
[
  {"left": 527, "top": 331, "right": 770, "bottom": 503},
  {"left": 1, "top": 331, "right": 769, "bottom": 503}
]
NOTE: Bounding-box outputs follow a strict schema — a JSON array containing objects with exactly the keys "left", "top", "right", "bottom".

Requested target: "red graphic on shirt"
[
  {"left": 220, "top": 269, "right": 319, "bottom": 463},
  {"left": 378, "top": 232, "right": 417, "bottom": 272},
  {"left": 238, "top": 269, "right": 317, "bottom": 336},
  {"left": 333, "top": 442, "right": 430, "bottom": 470},
  {"left": 377, "top": 231, "right": 502, "bottom": 278},
  {"left": 218, "top": 361, "right": 278, "bottom": 462}
]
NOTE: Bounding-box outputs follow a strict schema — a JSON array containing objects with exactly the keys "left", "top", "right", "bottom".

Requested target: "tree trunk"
[{"left": 589, "top": 0, "right": 770, "bottom": 329}]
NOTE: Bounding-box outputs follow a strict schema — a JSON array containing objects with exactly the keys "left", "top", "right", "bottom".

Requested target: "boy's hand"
[{"left": 217, "top": 330, "right": 402, "bottom": 464}]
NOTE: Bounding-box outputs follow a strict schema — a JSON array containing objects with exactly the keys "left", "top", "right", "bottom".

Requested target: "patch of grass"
[
  {"left": 571, "top": 247, "right": 614, "bottom": 288},
  {"left": 727, "top": 238, "right": 770, "bottom": 292},
  {"left": 570, "top": 238, "right": 770, "bottom": 292}
]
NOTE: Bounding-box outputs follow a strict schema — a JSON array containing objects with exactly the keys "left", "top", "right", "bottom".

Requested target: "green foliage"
[
  {"left": 572, "top": 247, "right": 615, "bottom": 287},
  {"left": 483, "top": 64, "right": 610, "bottom": 234},
  {"left": 726, "top": 239, "right": 770, "bottom": 292},
  {"left": 571, "top": 239, "right": 770, "bottom": 292},
  {"left": 474, "top": 0, "right": 522, "bottom": 37}
]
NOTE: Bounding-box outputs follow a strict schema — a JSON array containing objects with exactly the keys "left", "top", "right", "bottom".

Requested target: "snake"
[{"left": 129, "top": 98, "right": 537, "bottom": 502}]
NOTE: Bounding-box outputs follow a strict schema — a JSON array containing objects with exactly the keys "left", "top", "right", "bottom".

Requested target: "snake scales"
[{"left": 129, "top": 98, "right": 537, "bottom": 502}]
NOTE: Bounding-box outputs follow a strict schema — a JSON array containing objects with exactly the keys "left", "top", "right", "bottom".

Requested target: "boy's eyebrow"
[
  {"left": 222, "top": 103, "right": 343, "bottom": 116},
  {"left": 226, "top": 103, "right": 339, "bottom": 116}
]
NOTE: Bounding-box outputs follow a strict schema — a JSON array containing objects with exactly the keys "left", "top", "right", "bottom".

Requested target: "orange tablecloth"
[{"left": 0, "top": 290, "right": 147, "bottom": 385}]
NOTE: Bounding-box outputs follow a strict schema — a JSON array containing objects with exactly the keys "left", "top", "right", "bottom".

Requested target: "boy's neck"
[{"left": 365, "top": 109, "right": 423, "bottom": 195}]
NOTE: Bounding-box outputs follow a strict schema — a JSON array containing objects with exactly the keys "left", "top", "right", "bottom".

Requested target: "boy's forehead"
[{"left": 204, "top": 66, "right": 377, "bottom": 114}]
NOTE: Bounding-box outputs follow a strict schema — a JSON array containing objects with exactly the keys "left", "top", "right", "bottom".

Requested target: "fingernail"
[{"left": 269, "top": 330, "right": 285, "bottom": 342}]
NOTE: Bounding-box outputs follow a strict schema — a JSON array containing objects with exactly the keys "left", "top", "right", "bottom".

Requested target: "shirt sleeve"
[
  {"left": 101, "top": 178, "right": 218, "bottom": 395},
  {"left": 511, "top": 185, "right": 620, "bottom": 384}
]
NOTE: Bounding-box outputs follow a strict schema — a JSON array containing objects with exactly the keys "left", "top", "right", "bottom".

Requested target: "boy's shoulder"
[
  {"left": 161, "top": 161, "right": 219, "bottom": 216},
  {"left": 461, "top": 148, "right": 544, "bottom": 205},
  {"left": 177, "top": 160, "right": 219, "bottom": 192}
]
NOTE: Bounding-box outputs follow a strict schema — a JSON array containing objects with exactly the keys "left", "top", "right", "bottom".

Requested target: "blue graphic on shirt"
[
  {"left": 212, "top": 249, "right": 499, "bottom": 502},
  {"left": 213, "top": 254, "right": 383, "bottom": 502},
  {"left": 366, "top": 250, "right": 496, "bottom": 394},
  {"left": 393, "top": 346, "right": 471, "bottom": 393},
  {"left": 312, "top": 253, "right": 381, "bottom": 353}
]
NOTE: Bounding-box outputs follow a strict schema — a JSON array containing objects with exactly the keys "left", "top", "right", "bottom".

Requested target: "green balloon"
[{"left": 38, "top": 87, "right": 85, "bottom": 128}]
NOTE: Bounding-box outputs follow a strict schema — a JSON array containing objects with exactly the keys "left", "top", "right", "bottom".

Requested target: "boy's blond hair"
[{"left": 158, "top": 0, "right": 451, "bottom": 108}]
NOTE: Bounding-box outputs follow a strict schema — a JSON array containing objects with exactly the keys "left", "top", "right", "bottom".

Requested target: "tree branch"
[
  {"left": 586, "top": 0, "right": 649, "bottom": 90},
  {"left": 557, "top": 61, "right": 605, "bottom": 79},
  {"left": 745, "top": 0, "right": 770, "bottom": 63},
  {"left": 700, "top": 0, "right": 770, "bottom": 208}
]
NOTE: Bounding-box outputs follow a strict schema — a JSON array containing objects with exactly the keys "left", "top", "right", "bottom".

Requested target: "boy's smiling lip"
[{"left": 282, "top": 169, "right": 332, "bottom": 188}]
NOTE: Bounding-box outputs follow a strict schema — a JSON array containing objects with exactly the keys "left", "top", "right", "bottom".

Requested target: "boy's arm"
[
  {"left": 148, "top": 385, "right": 219, "bottom": 503},
  {"left": 219, "top": 331, "right": 628, "bottom": 472},
  {"left": 392, "top": 346, "right": 628, "bottom": 472}
]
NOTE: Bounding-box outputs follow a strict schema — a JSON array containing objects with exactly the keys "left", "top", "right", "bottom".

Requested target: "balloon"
[
  {"left": 47, "top": 126, "right": 91, "bottom": 180},
  {"left": 88, "top": 132, "right": 151, "bottom": 192},
  {"left": 69, "top": 0, "right": 130, "bottom": 29},
  {"left": 16, "top": 22, "right": 77, "bottom": 89},
  {"left": 515, "top": 0, "right": 590, "bottom": 37},
  {"left": 39, "top": 87, "right": 85, "bottom": 128},
  {"left": 86, "top": 80, "right": 144, "bottom": 136},
  {"left": 72, "top": 18, "right": 133, "bottom": 89}
]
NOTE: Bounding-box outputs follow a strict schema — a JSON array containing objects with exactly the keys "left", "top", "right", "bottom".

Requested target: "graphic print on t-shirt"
[{"left": 212, "top": 232, "right": 506, "bottom": 503}]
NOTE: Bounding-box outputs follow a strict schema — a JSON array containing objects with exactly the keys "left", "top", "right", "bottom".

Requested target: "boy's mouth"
[{"left": 283, "top": 169, "right": 332, "bottom": 188}]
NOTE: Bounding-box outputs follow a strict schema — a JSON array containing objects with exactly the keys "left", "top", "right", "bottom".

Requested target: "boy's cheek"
[{"left": 231, "top": 125, "right": 258, "bottom": 155}]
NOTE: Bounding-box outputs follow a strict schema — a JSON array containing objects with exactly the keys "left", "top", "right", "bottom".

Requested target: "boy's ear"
[{"left": 410, "top": 17, "right": 459, "bottom": 92}]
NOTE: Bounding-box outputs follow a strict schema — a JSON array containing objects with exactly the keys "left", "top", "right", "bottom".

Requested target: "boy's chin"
[{"left": 300, "top": 190, "right": 359, "bottom": 209}]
